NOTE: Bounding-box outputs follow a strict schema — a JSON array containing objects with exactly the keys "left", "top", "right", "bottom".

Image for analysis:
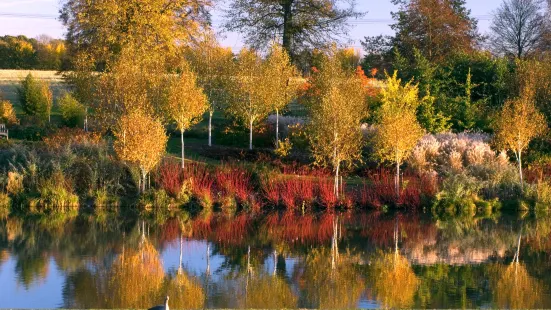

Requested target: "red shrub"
[
  {"left": 156, "top": 159, "right": 183, "bottom": 197},
  {"left": 215, "top": 164, "right": 253, "bottom": 203},
  {"left": 262, "top": 180, "right": 281, "bottom": 206},
  {"left": 187, "top": 164, "right": 214, "bottom": 204},
  {"left": 318, "top": 180, "right": 337, "bottom": 207}
]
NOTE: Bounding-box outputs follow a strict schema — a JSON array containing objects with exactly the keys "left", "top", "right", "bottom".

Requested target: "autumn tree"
[
  {"left": 184, "top": 33, "right": 235, "bottom": 147},
  {"left": 0, "top": 101, "right": 18, "bottom": 125},
  {"left": 373, "top": 72, "right": 424, "bottom": 197},
  {"left": 369, "top": 252, "right": 420, "bottom": 308},
  {"left": 18, "top": 73, "right": 53, "bottom": 123},
  {"left": 490, "top": 0, "right": 547, "bottom": 58},
  {"left": 164, "top": 63, "right": 209, "bottom": 169},
  {"left": 263, "top": 43, "right": 299, "bottom": 147},
  {"left": 222, "top": 0, "right": 363, "bottom": 59},
  {"left": 227, "top": 49, "right": 272, "bottom": 150},
  {"left": 306, "top": 50, "right": 368, "bottom": 197},
  {"left": 494, "top": 86, "right": 547, "bottom": 188},
  {"left": 114, "top": 110, "right": 168, "bottom": 193},
  {"left": 95, "top": 47, "right": 167, "bottom": 131},
  {"left": 388, "top": 0, "right": 478, "bottom": 62},
  {"left": 60, "top": 0, "right": 212, "bottom": 69}
]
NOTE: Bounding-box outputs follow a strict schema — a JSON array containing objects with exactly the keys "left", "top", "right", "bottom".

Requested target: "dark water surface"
[{"left": 1, "top": 210, "right": 550, "bottom": 309}]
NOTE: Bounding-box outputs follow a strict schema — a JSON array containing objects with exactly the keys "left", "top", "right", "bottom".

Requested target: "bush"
[
  {"left": 43, "top": 127, "right": 101, "bottom": 150},
  {"left": 18, "top": 73, "right": 52, "bottom": 122},
  {"left": 0, "top": 100, "right": 18, "bottom": 125},
  {"left": 58, "top": 93, "right": 86, "bottom": 127},
  {"left": 36, "top": 174, "right": 80, "bottom": 212},
  {"left": 275, "top": 138, "right": 293, "bottom": 158}
]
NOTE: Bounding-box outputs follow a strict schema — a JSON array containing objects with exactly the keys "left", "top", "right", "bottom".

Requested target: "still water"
[{"left": 1, "top": 210, "right": 550, "bottom": 309}]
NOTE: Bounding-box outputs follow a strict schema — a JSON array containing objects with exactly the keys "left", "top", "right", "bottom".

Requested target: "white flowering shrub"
[
  {"left": 409, "top": 132, "right": 521, "bottom": 207},
  {"left": 409, "top": 132, "right": 507, "bottom": 174}
]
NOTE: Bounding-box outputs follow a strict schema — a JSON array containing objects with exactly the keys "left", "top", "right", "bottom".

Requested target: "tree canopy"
[{"left": 222, "top": 0, "right": 363, "bottom": 59}]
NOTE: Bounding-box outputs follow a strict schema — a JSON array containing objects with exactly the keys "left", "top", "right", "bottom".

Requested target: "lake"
[{"left": 0, "top": 210, "right": 550, "bottom": 308}]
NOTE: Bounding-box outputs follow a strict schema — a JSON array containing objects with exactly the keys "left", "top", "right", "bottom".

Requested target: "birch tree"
[
  {"left": 164, "top": 64, "right": 209, "bottom": 169},
  {"left": 306, "top": 50, "right": 368, "bottom": 198},
  {"left": 185, "top": 33, "right": 235, "bottom": 147},
  {"left": 227, "top": 48, "right": 271, "bottom": 150},
  {"left": 373, "top": 72, "right": 424, "bottom": 197},
  {"left": 114, "top": 110, "right": 168, "bottom": 193},
  {"left": 494, "top": 86, "right": 547, "bottom": 188},
  {"left": 263, "top": 43, "right": 299, "bottom": 147}
]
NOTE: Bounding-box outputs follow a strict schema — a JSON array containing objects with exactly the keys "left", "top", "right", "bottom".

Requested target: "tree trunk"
[
  {"left": 518, "top": 151, "right": 524, "bottom": 190},
  {"left": 141, "top": 169, "right": 147, "bottom": 193},
  {"left": 181, "top": 129, "right": 185, "bottom": 171},
  {"left": 208, "top": 110, "right": 213, "bottom": 147},
  {"left": 282, "top": 0, "right": 294, "bottom": 58},
  {"left": 395, "top": 160, "right": 400, "bottom": 198},
  {"left": 334, "top": 161, "right": 340, "bottom": 199},
  {"left": 249, "top": 119, "right": 254, "bottom": 150},
  {"left": 276, "top": 108, "right": 279, "bottom": 148}
]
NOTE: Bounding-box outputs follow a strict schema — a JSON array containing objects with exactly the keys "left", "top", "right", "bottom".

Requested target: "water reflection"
[{"left": 0, "top": 211, "right": 550, "bottom": 308}]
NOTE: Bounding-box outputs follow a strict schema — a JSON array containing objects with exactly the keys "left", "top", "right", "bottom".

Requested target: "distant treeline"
[{"left": 0, "top": 35, "right": 68, "bottom": 70}]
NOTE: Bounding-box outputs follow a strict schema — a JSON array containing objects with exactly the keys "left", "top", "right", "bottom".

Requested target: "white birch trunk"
[
  {"left": 276, "top": 109, "right": 279, "bottom": 148},
  {"left": 249, "top": 119, "right": 254, "bottom": 150},
  {"left": 208, "top": 110, "right": 213, "bottom": 147},
  {"left": 181, "top": 129, "right": 185, "bottom": 170}
]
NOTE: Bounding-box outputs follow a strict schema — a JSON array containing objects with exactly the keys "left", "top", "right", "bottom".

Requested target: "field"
[{"left": 0, "top": 70, "right": 68, "bottom": 114}]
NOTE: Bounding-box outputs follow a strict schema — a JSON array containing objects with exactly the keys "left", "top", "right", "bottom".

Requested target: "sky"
[{"left": 0, "top": 0, "right": 501, "bottom": 51}]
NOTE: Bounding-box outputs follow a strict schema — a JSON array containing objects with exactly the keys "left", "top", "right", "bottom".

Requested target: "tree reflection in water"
[{"left": 1, "top": 211, "right": 551, "bottom": 308}]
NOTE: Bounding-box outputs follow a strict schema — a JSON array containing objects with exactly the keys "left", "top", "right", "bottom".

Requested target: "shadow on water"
[{"left": 0, "top": 209, "right": 551, "bottom": 308}]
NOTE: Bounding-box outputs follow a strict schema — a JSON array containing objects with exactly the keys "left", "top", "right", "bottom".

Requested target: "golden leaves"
[
  {"left": 107, "top": 240, "right": 165, "bottom": 308},
  {"left": 113, "top": 110, "right": 168, "bottom": 176},
  {"left": 374, "top": 71, "right": 424, "bottom": 166},
  {"left": 166, "top": 271, "right": 205, "bottom": 309},
  {"left": 369, "top": 252, "right": 420, "bottom": 309},
  {"left": 494, "top": 86, "right": 547, "bottom": 154},
  {"left": 0, "top": 100, "right": 18, "bottom": 125},
  {"left": 164, "top": 64, "right": 209, "bottom": 132},
  {"left": 491, "top": 263, "right": 545, "bottom": 309},
  {"left": 306, "top": 49, "right": 368, "bottom": 169}
]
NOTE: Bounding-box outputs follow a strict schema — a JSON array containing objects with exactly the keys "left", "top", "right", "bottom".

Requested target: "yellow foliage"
[
  {"left": 380, "top": 71, "right": 421, "bottom": 113},
  {"left": 166, "top": 272, "right": 205, "bottom": 309},
  {"left": 369, "top": 252, "right": 420, "bottom": 309},
  {"left": 306, "top": 49, "right": 368, "bottom": 172},
  {"left": 494, "top": 86, "right": 547, "bottom": 157},
  {"left": 62, "top": 0, "right": 212, "bottom": 63},
  {"left": 0, "top": 100, "right": 18, "bottom": 125},
  {"left": 7, "top": 171, "right": 23, "bottom": 195},
  {"left": 492, "top": 263, "right": 545, "bottom": 309},
  {"left": 184, "top": 32, "right": 235, "bottom": 111},
  {"left": 300, "top": 249, "right": 365, "bottom": 308},
  {"left": 113, "top": 110, "right": 167, "bottom": 178},
  {"left": 106, "top": 240, "right": 165, "bottom": 308},
  {"left": 96, "top": 48, "right": 167, "bottom": 130},
  {"left": 242, "top": 275, "right": 297, "bottom": 309},
  {"left": 263, "top": 43, "right": 299, "bottom": 113},
  {"left": 227, "top": 48, "right": 272, "bottom": 125},
  {"left": 374, "top": 71, "right": 424, "bottom": 183},
  {"left": 164, "top": 64, "right": 209, "bottom": 132}
]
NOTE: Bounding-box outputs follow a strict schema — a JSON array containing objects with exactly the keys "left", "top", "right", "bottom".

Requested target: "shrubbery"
[
  {"left": 58, "top": 93, "right": 86, "bottom": 127},
  {"left": 0, "top": 100, "right": 18, "bottom": 125},
  {"left": 17, "top": 73, "right": 52, "bottom": 122}
]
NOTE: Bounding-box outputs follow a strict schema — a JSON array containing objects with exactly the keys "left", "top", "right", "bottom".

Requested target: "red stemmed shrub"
[
  {"left": 215, "top": 163, "right": 253, "bottom": 204},
  {"left": 156, "top": 159, "right": 183, "bottom": 197}
]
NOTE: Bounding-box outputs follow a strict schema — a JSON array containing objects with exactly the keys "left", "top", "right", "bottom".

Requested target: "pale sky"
[{"left": 0, "top": 0, "right": 500, "bottom": 51}]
